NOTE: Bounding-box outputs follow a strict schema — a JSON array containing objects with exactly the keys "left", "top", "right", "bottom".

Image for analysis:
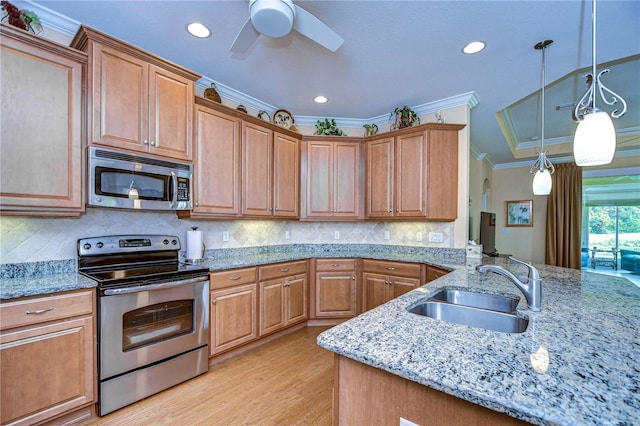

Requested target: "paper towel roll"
[{"left": 186, "top": 229, "right": 204, "bottom": 262}]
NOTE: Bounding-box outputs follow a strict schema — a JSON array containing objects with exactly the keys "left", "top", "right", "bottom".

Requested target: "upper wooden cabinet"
[
  {"left": 71, "top": 25, "right": 200, "bottom": 161},
  {"left": 365, "top": 123, "right": 465, "bottom": 221},
  {"left": 243, "top": 126, "right": 300, "bottom": 218},
  {"left": 301, "top": 137, "right": 363, "bottom": 220},
  {"left": 0, "top": 24, "right": 86, "bottom": 216}
]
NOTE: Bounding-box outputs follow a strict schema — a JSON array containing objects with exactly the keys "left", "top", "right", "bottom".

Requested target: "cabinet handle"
[
  {"left": 195, "top": 202, "right": 200, "bottom": 207},
  {"left": 150, "top": 141, "right": 156, "bottom": 146},
  {"left": 388, "top": 209, "right": 392, "bottom": 213},
  {"left": 385, "top": 267, "right": 396, "bottom": 271},
  {"left": 331, "top": 263, "right": 341, "bottom": 267},
  {"left": 280, "top": 268, "right": 290, "bottom": 272},
  {"left": 229, "top": 276, "right": 241, "bottom": 280},
  {"left": 352, "top": 276, "right": 356, "bottom": 280},
  {"left": 25, "top": 307, "right": 54, "bottom": 315},
  {"left": 212, "top": 299, "right": 217, "bottom": 304},
  {"left": 143, "top": 140, "right": 149, "bottom": 145}
]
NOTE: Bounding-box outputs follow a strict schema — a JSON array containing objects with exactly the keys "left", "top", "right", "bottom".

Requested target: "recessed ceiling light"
[
  {"left": 187, "top": 22, "right": 211, "bottom": 38},
  {"left": 463, "top": 41, "right": 486, "bottom": 54},
  {"left": 314, "top": 95, "right": 328, "bottom": 104}
]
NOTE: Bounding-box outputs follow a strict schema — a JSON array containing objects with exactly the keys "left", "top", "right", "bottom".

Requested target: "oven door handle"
[{"left": 103, "top": 275, "right": 209, "bottom": 295}]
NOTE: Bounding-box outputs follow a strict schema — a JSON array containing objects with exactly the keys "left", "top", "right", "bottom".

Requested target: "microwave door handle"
[{"left": 170, "top": 171, "right": 178, "bottom": 208}]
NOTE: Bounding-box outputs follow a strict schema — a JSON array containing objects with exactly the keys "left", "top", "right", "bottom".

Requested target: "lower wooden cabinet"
[
  {"left": 0, "top": 289, "right": 95, "bottom": 425},
  {"left": 259, "top": 261, "right": 308, "bottom": 336},
  {"left": 313, "top": 259, "right": 358, "bottom": 318},
  {"left": 362, "top": 260, "right": 424, "bottom": 312},
  {"left": 209, "top": 268, "right": 258, "bottom": 356},
  {"left": 426, "top": 264, "right": 451, "bottom": 282}
]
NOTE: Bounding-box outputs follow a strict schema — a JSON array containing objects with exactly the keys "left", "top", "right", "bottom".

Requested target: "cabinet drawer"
[
  {"left": 316, "top": 259, "right": 356, "bottom": 272},
  {"left": 259, "top": 261, "right": 307, "bottom": 281},
  {"left": 362, "top": 260, "right": 422, "bottom": 278},
  {"left": 0, "top": 289, "right": 93, "bottom": 331},
  {"left": 210, "top": 267, "right": 256, "bottom": 289}
]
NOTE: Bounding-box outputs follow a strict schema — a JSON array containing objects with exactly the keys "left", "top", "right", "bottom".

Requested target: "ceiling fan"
[{"left": 229, "top": 0, "right": 344, "bottom": 54}]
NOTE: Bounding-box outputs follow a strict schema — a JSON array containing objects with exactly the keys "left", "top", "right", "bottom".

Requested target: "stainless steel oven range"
[{"left": 78, "top": 235, "right": 210, "bottom": 416}]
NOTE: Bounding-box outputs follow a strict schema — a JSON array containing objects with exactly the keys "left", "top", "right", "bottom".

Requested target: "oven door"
[{"left": 99, "top": 276, "right": 209, "bottom": 380}]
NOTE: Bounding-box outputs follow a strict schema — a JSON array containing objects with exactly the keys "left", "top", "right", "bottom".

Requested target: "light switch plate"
[{"left": 428, "top": 232, "right": 443, "bottom": 243}]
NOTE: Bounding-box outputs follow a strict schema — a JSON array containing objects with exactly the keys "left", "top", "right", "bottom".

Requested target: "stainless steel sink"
[
  {"left": 428, "top": 288, "right": 519, "bottom": 313},
  {"left": 408, "top": 288, "right": 529, "bottom": 333}
]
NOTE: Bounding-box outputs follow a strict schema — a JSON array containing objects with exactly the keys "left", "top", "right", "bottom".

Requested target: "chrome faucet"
[{"left": 476, "top": 257, "right": 542, "bottom": 311}]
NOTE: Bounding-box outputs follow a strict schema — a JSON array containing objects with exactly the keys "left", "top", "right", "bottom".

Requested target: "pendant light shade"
[
  {"left": 532, "top": 169, "right": 552, "bottom": 195},
  {"left": 574, "top": 110, "right": 616, "bottom": 166}
]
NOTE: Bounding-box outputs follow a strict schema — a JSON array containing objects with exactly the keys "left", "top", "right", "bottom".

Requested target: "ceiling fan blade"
[
  {"left": 292, "top": 4, "right": 344, "bottom": 52},
  {"left": 230, "top": 18, "right": 260, "bottom": 53}
]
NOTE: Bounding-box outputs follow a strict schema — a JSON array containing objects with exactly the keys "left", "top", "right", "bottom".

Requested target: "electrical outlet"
[
  {"left": 222, "top": 231, "right": 229, "bottom": 242},
  {"left": 334, "top": 231, "right": 340, "bottom": 240},
  {"left": 384, "top": 230, "right": 390, "bottom": 240},
  {"left": 428, "top": 232, "right": 443, "bottom": 243},
  {"left": 416, "top": 232, "right": 423, "bottom": 242},
  {"left": 285, "top": 230, "right": 291, "bottom": 240}
]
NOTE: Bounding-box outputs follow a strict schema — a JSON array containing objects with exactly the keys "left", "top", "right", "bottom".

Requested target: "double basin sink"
[{"left": 408, "top": 287, "right": 529, "bottom": 333}]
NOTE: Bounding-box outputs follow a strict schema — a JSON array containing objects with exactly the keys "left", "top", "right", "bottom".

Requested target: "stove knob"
[
  {"left": 163, "top": 239, "right": 169, "bottom": 245},
  {"left": 83, "top": 243, "right": 92, "bottom": 250},
  {"left": 96, "top": 242, "right": 104, "bottom": 249},
  {"left": 171, "top": 239, "right": 178, "bottom": 245}
]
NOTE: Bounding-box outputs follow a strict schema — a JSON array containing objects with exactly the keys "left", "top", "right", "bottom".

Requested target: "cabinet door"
[
  {"left": 395, "top": 130, "right": 426, "bottom": 217},
  {"left": 315, "top": 272, "right": 357, "bottom": 318},
  {"left": 0, "top": 29, "right": 84, "bottom": 213},
  {"left": 259, "top": 278, "right": 284, "bottom": 336},
  {"left": 426, "top": 265, "right": 450, "bottom": 282},
  {"left": 0, "top": 317, "right": 94, "bottom": 425},
  {"left": 426, "top": 129, "right": 459, "bottom": 220},
  {"left": 242, "top": 122, "right": 273, "bottom": 216},
  {"left": 306, "top": 141, "right": 333, "bottom": 217},
  {"left": 365, "top": 137, "right": 394, "bottom": 218},
  {"left": 273, "top": 133, "right": 300, "bottom": 218},
  {"left": 210, "top": 283, "right": 257, "bottom": 355},
  {"left": 285, "top": 274, "right": 308, "bottom": 325},
  {"left": 148, "top": 64, "right": 194, "bottom": 161},
  {"left": 193, "top": 106, "right": 241, "bottom": 215},
  {"left": 390, "top": 276, "right": 421, "bottom": 299},
  {"left": 334, "top": 142, "right": 361, "bottom": 218},
  {"left": 90, "top": 42, "right": 148, "bottom": 152},
  {"left": 362, "top": 272, "right": 389, "bottom": 312}
]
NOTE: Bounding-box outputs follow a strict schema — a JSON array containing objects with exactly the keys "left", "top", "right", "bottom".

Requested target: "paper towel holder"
[{"left": 185, "top": 226, "right": 205, "bottom": 264}]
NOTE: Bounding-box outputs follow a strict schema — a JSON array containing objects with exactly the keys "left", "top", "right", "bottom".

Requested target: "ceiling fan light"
[
  {"left": 532, "top": 169, "right": 552, "bottom": 195},
  {"left": 573, "top": 110, "right": 616, "bottom": 166},
  {"left": 186, "top": 22, "right": 211, "bottom": 38},
  {"left": 250, "top": 0, "right": 295, "bottom": 38}
]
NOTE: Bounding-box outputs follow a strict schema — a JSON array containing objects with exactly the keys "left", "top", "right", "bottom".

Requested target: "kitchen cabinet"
[
  {"left": 243, "top": 125, "right": 300, "bottom": 218},
  {"left": 259, "top": 261, "right": 308, "bottom": 336},
  {"left": 312, "top": 259, "right": 359, "bottom": 318},
  {"left": 365, "top": 123, "right": 465, "bottom": 221},
  {"left": 71, "top": 25, "right": 200, "bottom": 161},
  {"left": 209, "top": 268, "right": 258, "bottom": 356},
  {"left": 0, "top": 23, "right": 85, "bottom": 216},
  {"left": 191, "top": 99, "right": 242, "bottom": 216},
  {"left": 301, "top": 137, "right": 363, "bottom": 220},
  {"left": 362, "top": 260, "right": 424, "bottom": 311},
  {"left": 0, "top": 289, "right": 96, "bottom": 425},
  {"left": 426, "top": 264, "right": 450, "bottom": 282}
]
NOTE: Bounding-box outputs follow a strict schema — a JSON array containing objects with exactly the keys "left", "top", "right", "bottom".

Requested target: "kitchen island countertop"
[{"left": 317, "top": 258, "right": 640, "bottom": 425}]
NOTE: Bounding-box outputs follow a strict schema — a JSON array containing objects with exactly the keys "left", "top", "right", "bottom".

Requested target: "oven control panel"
[{"left": 78, "top": 235, "right": 180, "bottom": 256}]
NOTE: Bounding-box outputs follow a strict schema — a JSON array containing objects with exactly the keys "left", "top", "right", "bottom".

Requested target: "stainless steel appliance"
[
  {"left": 78, "top": 235, "right": 210, "bottom": 416},
  {"left": 88, "top": 147, "right": 193, "bottom": 210}
]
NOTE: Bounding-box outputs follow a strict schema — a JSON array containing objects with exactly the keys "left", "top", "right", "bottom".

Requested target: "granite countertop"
[
  {"left": 1, "top": 244, "right": 464, "bottom": 300},
  {"left": 317, "top": 258, "right": 640, "bottom": 425}
]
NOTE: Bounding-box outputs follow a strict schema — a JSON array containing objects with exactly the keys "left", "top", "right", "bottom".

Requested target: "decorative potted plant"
[
  {"left": 390, "top": 105, "right": 420, "bottom": 130},
  {"left": 1, "top": 1, "right": 42, "bottom": 34},
  {"left": 314, "top": 118, "right": 345, "bottom": 136}
]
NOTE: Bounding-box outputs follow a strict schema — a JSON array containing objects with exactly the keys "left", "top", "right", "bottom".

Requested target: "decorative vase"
[{"left": 204, "top": 83, "right": 221, "bottom": 103}]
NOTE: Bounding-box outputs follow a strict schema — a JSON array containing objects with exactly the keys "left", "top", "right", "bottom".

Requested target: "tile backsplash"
[{"left": 0, "top": 208, "right": 454, "bottom": 263}]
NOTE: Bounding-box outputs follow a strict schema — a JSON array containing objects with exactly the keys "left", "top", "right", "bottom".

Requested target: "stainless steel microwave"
[{"left": 88, "top": 147, "right": 193, "bottom": 211}]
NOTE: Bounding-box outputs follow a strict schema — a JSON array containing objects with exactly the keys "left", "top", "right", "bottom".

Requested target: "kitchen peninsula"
[{"left": 317, "top": 258, "right": 640, "bottom": 425}]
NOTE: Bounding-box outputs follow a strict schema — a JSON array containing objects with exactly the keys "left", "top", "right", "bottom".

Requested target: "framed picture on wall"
[{"left": 505, "top": 200, "right": 533, "bottom": 227}]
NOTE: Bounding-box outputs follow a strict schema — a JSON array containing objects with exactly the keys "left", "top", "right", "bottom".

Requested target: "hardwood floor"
[{"left": 88, "top": 326, "right": 333, "bottom": 426}]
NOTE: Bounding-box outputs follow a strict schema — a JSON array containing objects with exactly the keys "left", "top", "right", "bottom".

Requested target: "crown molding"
[{"left": 492, "top": 148, "right": 640, "bottom": 170}]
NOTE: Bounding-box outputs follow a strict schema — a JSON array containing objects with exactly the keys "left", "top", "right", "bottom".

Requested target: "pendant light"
[
  {"left": 573, "top": 0, "right": 627, "bottom": 166},
  {"left": 530, "top": 40, "right": 555, "bottom": 196}
]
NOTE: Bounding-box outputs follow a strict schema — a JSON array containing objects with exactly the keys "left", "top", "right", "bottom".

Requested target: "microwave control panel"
[{"left": 177, "top": 177, "right": 190, "bottom": 201}]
